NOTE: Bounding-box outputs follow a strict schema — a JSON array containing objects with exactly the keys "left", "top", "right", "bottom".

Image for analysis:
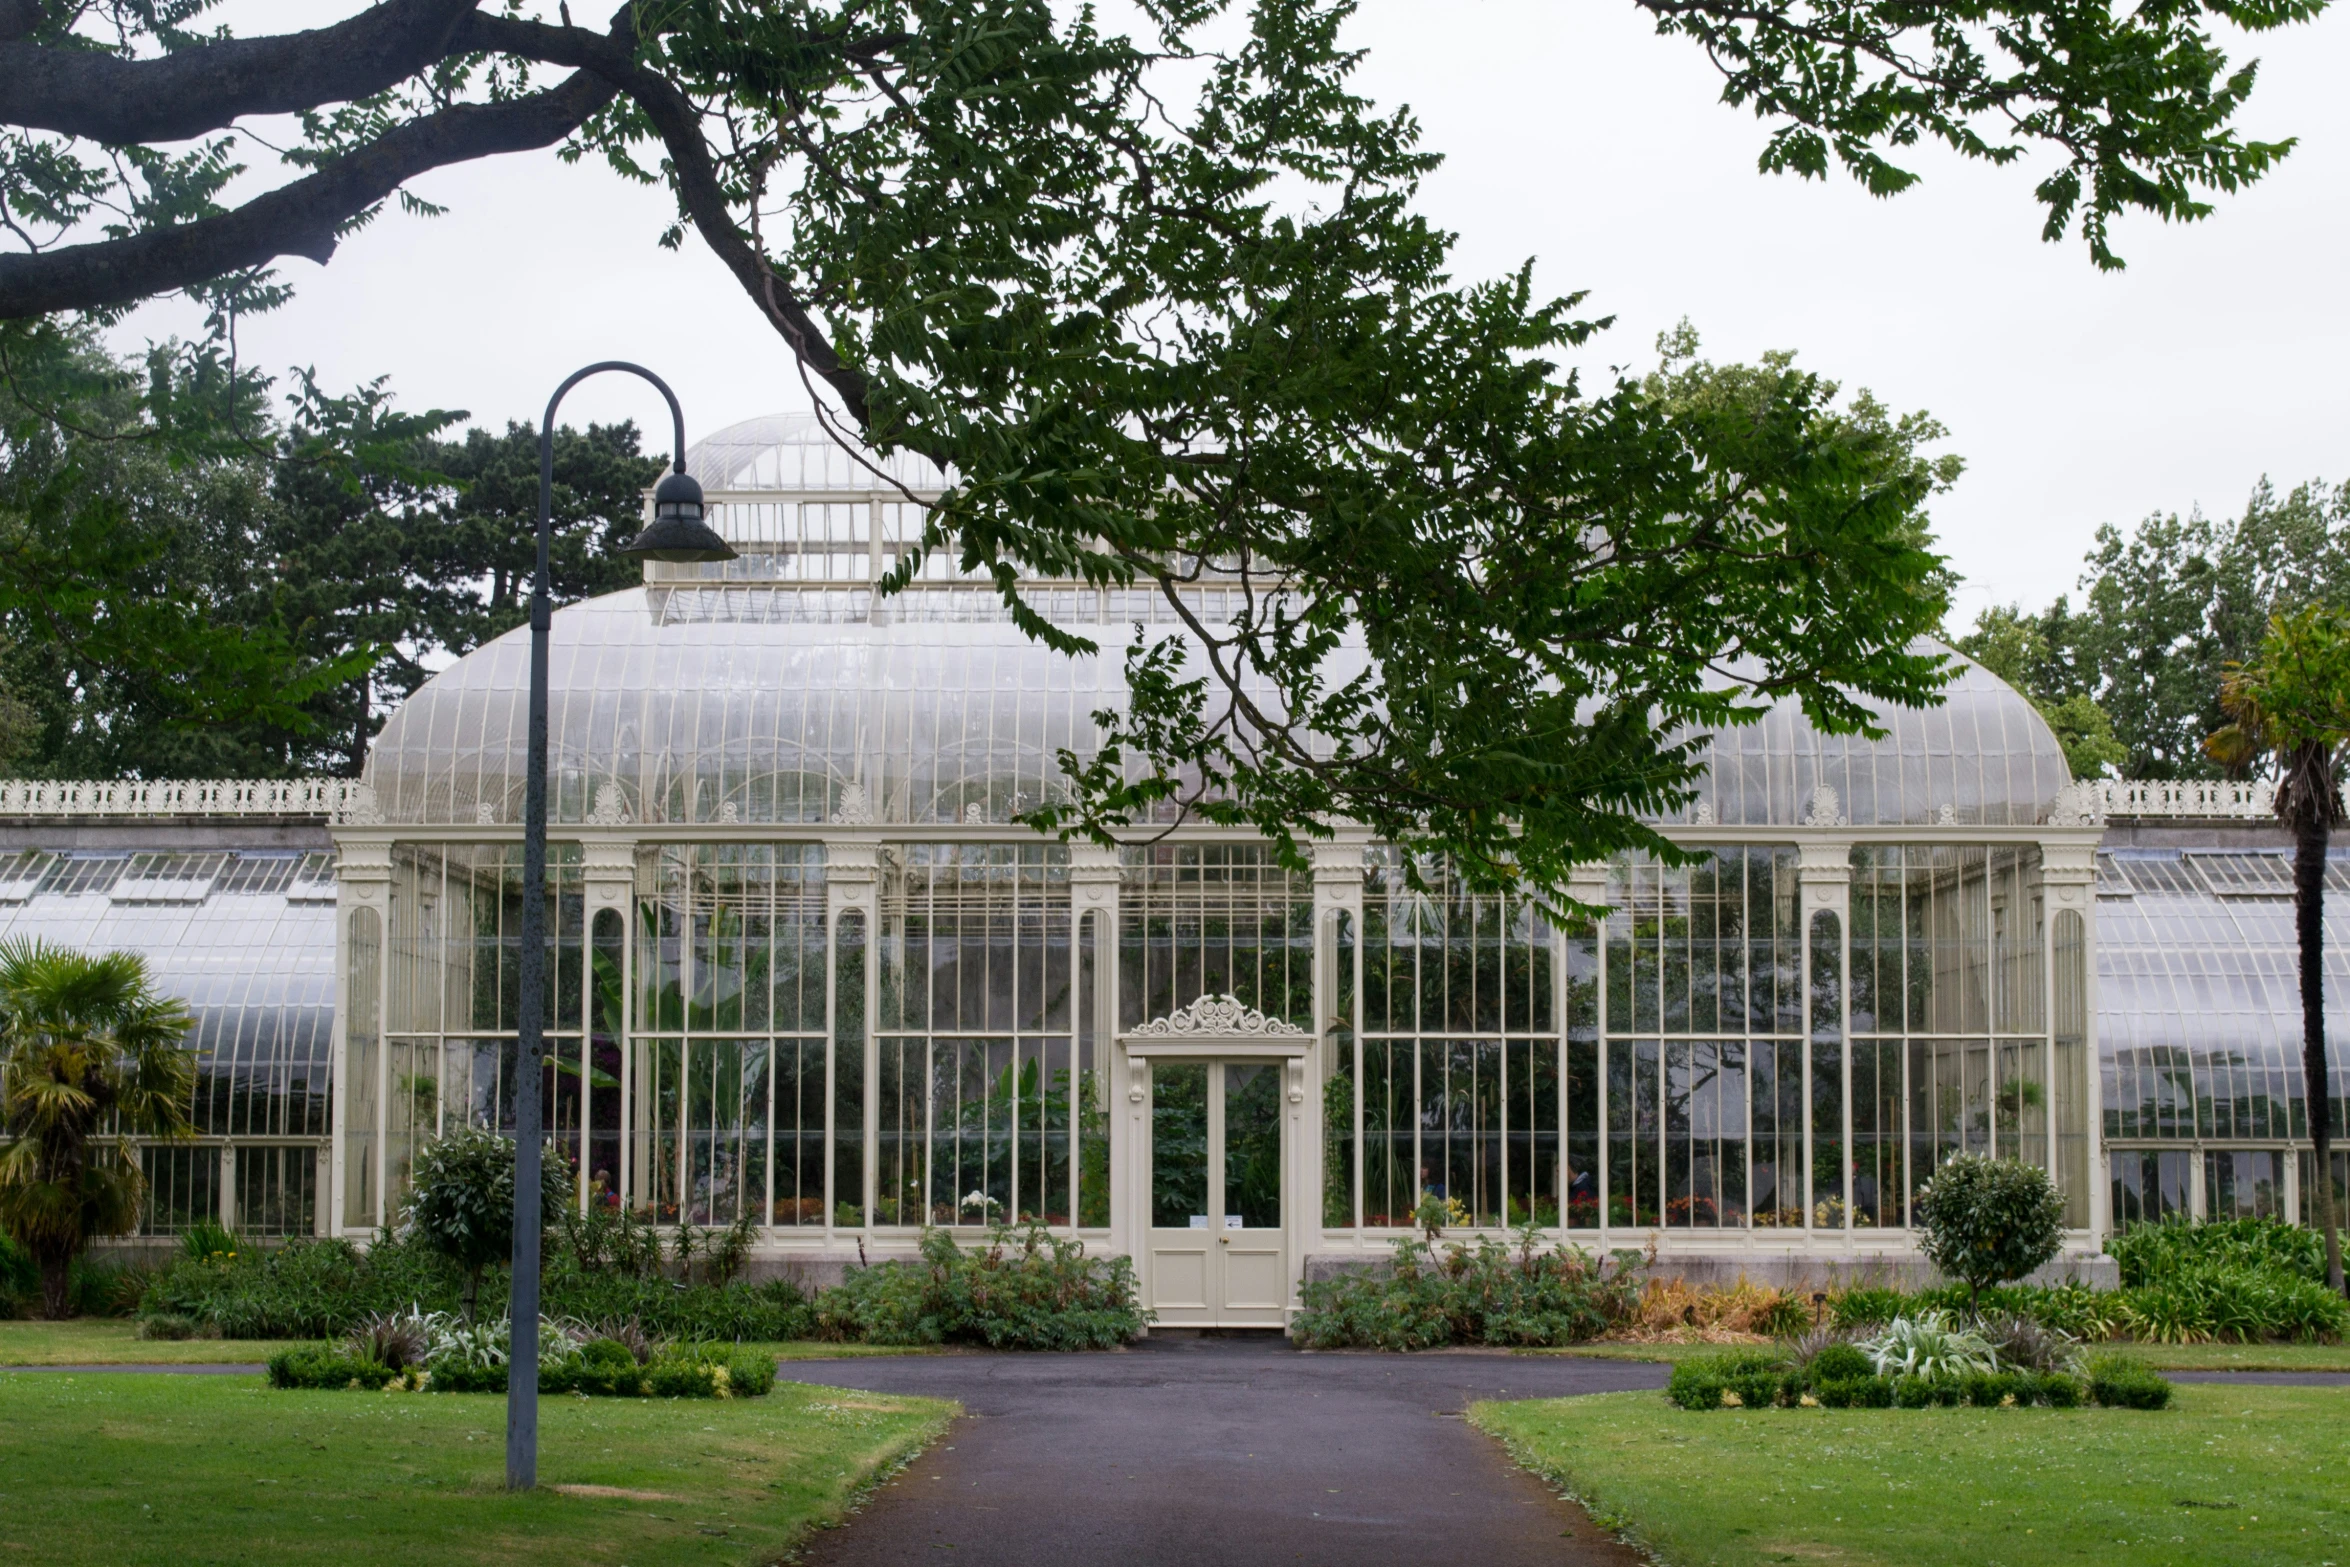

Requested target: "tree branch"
[
  {"left": 0, "top": 67, "right": 615, "bottom": 318},
  {"left": 0, "top": 0, "right": 484, "bottom": 144},
  {"left": 461, "top": 13, "right": 876, "bottom": 428}
]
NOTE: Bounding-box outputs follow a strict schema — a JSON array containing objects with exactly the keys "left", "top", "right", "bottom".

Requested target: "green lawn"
[
  {"left": 1536, "top": 1338, "right": 2350, "bottom": 1371},
  {"left": 0, "top": 1320, "right": 310, "bottom": 1365},
  {"left": 0, "top": 1370, "right": 952, "bottom": 1566},
  {"left": 1476, "top": 1382, "right": 2350, "bottom": 1567},
  {"left": 0, "top": 1320, "right": 944, "bottom": 1365}
]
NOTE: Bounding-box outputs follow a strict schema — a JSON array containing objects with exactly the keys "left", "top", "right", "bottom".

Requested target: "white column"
[
  {"left": 332, "top": 833, "right": 393, "bottom": 1239},
  {"left": 1309, "top": 836, "right": 1366, "bottom": 1272},
  {"left": 2041, "top": 838, "right": 2101, "bottom": 1239},
  {"left": 1068, "top": 843, "right": 1122, "bottom": 1248}
]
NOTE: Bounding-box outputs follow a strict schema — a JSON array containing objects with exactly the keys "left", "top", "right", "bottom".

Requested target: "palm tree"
[
  {"left": 2207, "top": 604, "right": 2350, "bottom": 1296},
  {"left": 0, "top": 940, "right": 195, "bottom": 1318}
]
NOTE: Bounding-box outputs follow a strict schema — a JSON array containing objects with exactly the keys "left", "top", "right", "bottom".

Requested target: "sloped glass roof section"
[
  {"left": 362, "top": 414, "right": 2071, "bottom": 829},
  {"left": 2097, "top": 848, "right": 2350, "bottom": 1143},
  {"left": 0, "top": 848, "right": 337, "bottom": 1139},
  {"left": 1673, "top": 648, "right": 2070, "bottom": 829}
]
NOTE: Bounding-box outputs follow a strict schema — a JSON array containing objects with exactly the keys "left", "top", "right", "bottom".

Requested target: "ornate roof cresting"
[{"left": 1128, "top": 993, "right": 1307, "bottom": 1039}]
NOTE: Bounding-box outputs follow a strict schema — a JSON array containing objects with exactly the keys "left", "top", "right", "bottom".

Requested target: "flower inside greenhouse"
[{"left": 6, "top": 413, "right": 2347, "bottom": 1325}]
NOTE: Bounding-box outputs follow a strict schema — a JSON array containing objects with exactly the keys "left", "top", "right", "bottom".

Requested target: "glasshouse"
[{"left": 4, "top": 414, "right": 2346, "bottom": 1324}]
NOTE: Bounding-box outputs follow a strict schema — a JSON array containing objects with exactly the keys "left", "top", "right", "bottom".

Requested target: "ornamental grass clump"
[
  {"left": 1857, "top": 1311, "right": 1998, "bottom": 1381},
  {"left": 1290, "top": 1223, "right": 1639, "bottom": 1350}
]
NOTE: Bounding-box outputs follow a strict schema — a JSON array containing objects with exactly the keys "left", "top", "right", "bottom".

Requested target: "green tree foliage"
[
  {"left": 399, "top": 1126, "right": 575, "bottom": 1321},
  {"left": 1912, "top": 1153, "right": 2068, "bottom": 1309},
  {"left": 0, "top": 325, "right": 660, "bottom": 779},
  {"left": 0, "top": 0, "right": 2322, "bottom": 897},
  {"left": 0, "top": 321, "right": 364, "bottom": 777},
  {"left": 266, "top": 405, "right": 660, "bottom": 775},
  {"left": 0, "top": 938, "right": 195, "bottom": 1318},
  {"left": 1960, "top": 478, "right": 2350, "bottom": 780},
  {"left": 2205, "top": 604, "right": 2350, "bottom": 1296}
]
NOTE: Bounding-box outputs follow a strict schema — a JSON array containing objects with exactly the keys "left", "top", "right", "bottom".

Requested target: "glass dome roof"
[
  {"left": 363, "top": 410, "right": 2068, "bottom": 830},
  {"left": 362, "top": 586, "right": 2067, "bottom": 831},
  {"left": 1676, "top": 646, "right": 2070, "bottom": 829},
  {"left": 685, "top": 412, "right": 947, "bottom": 494}
]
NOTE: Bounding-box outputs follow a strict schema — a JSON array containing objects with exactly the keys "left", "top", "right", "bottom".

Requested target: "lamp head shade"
[{"left": 620, "top": 469, "right": 736, "bottom": 563}]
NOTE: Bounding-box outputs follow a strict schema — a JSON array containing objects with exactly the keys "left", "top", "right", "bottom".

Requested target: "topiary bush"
[{"left": 1913, "top": 1155, "right": 2067, "bottom": 1309}]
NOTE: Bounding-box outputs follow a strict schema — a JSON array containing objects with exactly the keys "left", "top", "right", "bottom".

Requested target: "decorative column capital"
[
  {"left": 2039, "top": 840, "right": 2097, "bottom": 911},
  {"left": 1311, "top": 833, "right": 1369, "bottom": 916},
  {"left": 581, "top": 834, "right": 635, "bottom": 916},
  {"left": 1796, "top": 839, "right": 1851, "bottom": 917},
  {"left": 334, "top": 835, "right": 392, "bottom": 912},
  {"left": 827, "top": 840, "right": 878, "bottom": 916}
]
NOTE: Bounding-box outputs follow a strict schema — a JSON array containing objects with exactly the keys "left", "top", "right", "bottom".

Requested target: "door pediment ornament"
[{"left": 1128, "top": 993, "right": 1306, "bottom": 1040}]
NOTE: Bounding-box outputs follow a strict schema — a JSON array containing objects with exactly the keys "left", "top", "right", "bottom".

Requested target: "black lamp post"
[{"left": 507, "top": 362, "right": 733, "bottom": 1492}]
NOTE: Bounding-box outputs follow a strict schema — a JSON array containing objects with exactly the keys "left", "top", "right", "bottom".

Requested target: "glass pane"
[
  {"left": 1077, "top": 911, "right": 1109, "bottom": 1227},
  {"left": 1224, "top": 1062, "right": 1283, "bottom": 1228},
  {"left": 1324, "top": 909, "right": 1357, "bottom": 1229},
  {"left": 343, "top": 906, "right": 381, "bottom": 1229},
  {"left": 585, "top": 908, "right": 626, "bottom": 1207},
  {"left": 773, "top": 1036, "right": 825, "bottom": 1225},
  {"left": 1151, "top": 1062, "right": 1209, "bottom": 1228},
  {"left": 833, "top": 910, "right": 867, "bottom": 1228}
]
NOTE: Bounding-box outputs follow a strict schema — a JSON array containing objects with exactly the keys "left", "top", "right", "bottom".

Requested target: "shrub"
[
  {"left": 725, "top": 1349, "right": 775, "bottom": 1398},
  {"left": 348, "top": 1307, "right": 436, "bottom": 1370},
  {"left": 819, "top": 1224, "right": 1147, "bottom": 1350},
  {"left": 2034, "top": 1371, "right": 2086, "bottom": 1408},
  {"left": 2107, "top": 1217, "right": 2325, "bottom": 1288},
  {"left": 401, "top": 1128, "right": 574, "bottom": 1320},
  {"left": 1667, "top": 1349, "right": 1786, "bottom": 1410},
  {"left": 426, "top": 1357, "right": 507, "bottom": 1393},
  {"left": 1979, "top": 1313, "right": 2083, "bottom": 1374},
  {"left": 180, "top": 1222, "right": 241, "bottom": 1263},
  {"left": 1891, "top": 1374, "right": 1938, "bottom": 1408},
  {"left": 1913, "top": 1155, "right": 2067, "bottom": 1308},
  {"left": 546, "top": 1336, "right": 647, "bottom": 1397},
  {"left": 137, "top": 1226, "right": 814, "bottom": 1342},
  {"left": 1809, "top": 1342, "right": 1873, "bottom": 1383},
  {"left": 1817, "top": 1374, "right": 1894, "bottom": 1408},
  {"left": 644, "top": 1357, "right": 728, "bottom": 1399},
  {"left": 1292, "top": 1227, "right": 1638, "bottom": 1350},
  {"left": 1747, "top": 1289, "right": 1814, "bottom": 1338},
  {"left": 0, "top": 1231, "right": 34, "bottom": 1318},
  {"left": 267, "top": 1345, "right": 396, "bottom": 1390},
  {"left": 2085, "top": 1353, "right": 2173, "bottom": 1410},
  {"left": 137, "top": 1313, "right": 199, "bottom": 1341},
  {"left": 1858, "top": 1312, "right": 1998, "bottom": 1380},
  {"left": 1828, "top": 1286, "right": 1907, "bottom": 1330}
]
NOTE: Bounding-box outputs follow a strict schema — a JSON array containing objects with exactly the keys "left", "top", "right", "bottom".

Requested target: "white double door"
[{"left": 1144, "top": 1059, "right": 1287, "bottom": 1327}]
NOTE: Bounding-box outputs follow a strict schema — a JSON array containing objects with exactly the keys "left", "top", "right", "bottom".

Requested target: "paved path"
[{"left": 784, "top": 1336, "right": 1662, "bottom": 1567}]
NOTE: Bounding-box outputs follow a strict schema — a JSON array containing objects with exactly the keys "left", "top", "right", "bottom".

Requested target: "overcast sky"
[{"left": 111, "top": 1, "right": 2350, "bottom": 630}]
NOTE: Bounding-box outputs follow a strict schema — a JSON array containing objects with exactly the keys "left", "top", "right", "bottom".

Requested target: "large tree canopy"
[
  {"left": 0, "top": 322, "right": 657, "bottom": 778},
  {"left": 0, "top": 0, "right": 2322, "bottom": 893}
]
